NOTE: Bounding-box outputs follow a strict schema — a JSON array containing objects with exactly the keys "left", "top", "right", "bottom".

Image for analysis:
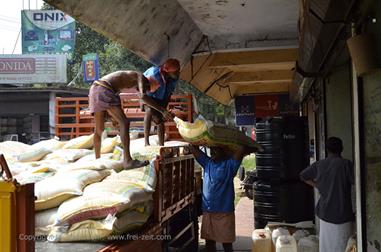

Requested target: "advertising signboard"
[
  {"left": 83, "top": 53, "right": 100, "bottom": 82},
  {"left": 235, "top": 94, "right": 299, "bottom": 125},
  {"left": 21, "top": 10, "right": 75, "bottom": 60},
  {"left": 0, "top": 54, "right": 67, "bottom": 84},
  {"left": 235, "top": 95, "right": 256, "bottom": 126},
  {"left": 255, "top": 94, "right": 280, "bottom": 118}
]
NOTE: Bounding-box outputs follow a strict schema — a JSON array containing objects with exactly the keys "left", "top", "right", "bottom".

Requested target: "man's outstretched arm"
[
  {"left": 185, "top": 145, "right": 210, "bottom": 168},
  {"left": 137, "top": 73, "right": 173, "bottom": 121},
  {"left": 140, "top": 94, "right": 173, "bottom": 121},
  {"left": 187, "top": 145, "right": 205, "bottom": 160}
]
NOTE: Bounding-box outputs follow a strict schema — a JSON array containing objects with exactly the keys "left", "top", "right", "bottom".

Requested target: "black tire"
[{"left": 245, "top": 188, "right": 254, "bottom": 199}]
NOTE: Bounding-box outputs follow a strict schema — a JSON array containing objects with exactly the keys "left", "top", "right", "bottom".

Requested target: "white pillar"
[{"left": 49, "top": 92, "right": 56, "bottom": 138}]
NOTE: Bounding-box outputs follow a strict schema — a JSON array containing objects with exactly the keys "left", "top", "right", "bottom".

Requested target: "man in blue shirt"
[
  {"left": 187, "top": 145, "right": 257, "bottom": 252},
  {"left": 143, "top": 58, "right": 180, "bottom": 146}
]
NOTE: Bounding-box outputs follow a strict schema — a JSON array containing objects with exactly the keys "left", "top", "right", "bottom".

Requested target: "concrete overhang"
[{"left": 45, "top": 0, "right": 299, "bottom": 105}]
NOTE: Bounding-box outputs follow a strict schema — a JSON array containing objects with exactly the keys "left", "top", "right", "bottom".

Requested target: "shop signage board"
[
  {"left": 0, "top": 54, "right": 67, "bottom": 84},
  {"left": 21, "top": 10, "right": 75, "bottom": 60},
  {"left": 235, "top": 95, "right": 256, "bottom": 126},
  {"left": 82, "top": 53, "right": 100, "bottom": 82},
  {"left": 235, "top": 94, "right": 299, "bottom": 125},
  {"left": 254, "top": 94, "right": 280, "bottom": 118}
]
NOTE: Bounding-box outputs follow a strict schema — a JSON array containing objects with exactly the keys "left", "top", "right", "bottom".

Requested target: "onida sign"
[{"left": 0, "top": 55, "right": 67, "bottom": 84}]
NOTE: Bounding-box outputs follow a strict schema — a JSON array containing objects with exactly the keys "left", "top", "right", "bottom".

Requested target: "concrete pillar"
[{"left": 49, "top": 92, "right": 56, "bottom": 138}]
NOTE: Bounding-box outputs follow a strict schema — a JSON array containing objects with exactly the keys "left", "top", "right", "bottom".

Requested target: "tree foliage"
[
  {"left": 42, "top": 3, "right": 151, "bottom": 88},
  {"left": 68, "top": 23, "right": 152, "bottom": 88}
]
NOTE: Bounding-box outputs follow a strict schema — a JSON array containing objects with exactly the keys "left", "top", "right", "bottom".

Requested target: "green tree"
[
  {"left": 42, "top": 3, "right": 151, "bottom": 88},
  {"left": 98, "top": 42, "right": 151, "bottom": 76}
]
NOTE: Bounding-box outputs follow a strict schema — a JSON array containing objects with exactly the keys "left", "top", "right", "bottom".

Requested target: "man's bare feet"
[{"left": 123, "top": 159, "right": 149, "bottom": 170}]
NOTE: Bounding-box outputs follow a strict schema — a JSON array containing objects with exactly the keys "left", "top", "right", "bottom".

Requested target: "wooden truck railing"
[
  {"left": 55, "top": 94, "right": 193, "bottom": 140},
  {"left": 99, "top": 146, "right": 196, "bottom": 252}
]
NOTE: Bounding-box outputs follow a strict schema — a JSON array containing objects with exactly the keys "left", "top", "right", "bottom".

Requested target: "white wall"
[{"left": 325, "top": 64, "right": 354, "bottom": 160}]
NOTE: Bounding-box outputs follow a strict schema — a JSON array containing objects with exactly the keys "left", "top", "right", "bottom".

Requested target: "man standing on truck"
[
  {"left": 89, "top": 70, "right": 173, "bottom": 169},
  {"left": 187, "top": 145, "right": 257, "bottom": 252},
  {"left": 143, "top": 58, "right": 180, "bottom": 146}
]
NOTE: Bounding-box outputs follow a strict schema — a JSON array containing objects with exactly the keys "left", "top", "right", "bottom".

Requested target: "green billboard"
[{"left": 21, "top": 10, "right": 75, "bottom": 60}]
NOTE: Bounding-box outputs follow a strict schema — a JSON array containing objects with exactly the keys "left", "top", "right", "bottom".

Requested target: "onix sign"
[{"left": 33, "top": 12, "right": 67, "bottom": 22}]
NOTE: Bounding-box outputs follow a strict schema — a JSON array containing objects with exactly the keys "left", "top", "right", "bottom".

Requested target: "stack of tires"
[{"left": 253, "top": 116, "right": 314, "bottom": 228}]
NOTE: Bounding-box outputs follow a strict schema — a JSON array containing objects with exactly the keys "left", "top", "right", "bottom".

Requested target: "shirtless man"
[{"left": 88, "top": 70, "right": 173, "bottom": 169}]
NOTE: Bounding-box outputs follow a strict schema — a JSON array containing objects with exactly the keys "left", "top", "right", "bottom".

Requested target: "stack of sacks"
[
  {"left": 113, "top": 137, "right": 189, "bottom": 162},
  {"left": 15, "top": 147, "right": 52, "bottom": 162},
  {"left": 43, "top": 149, "right": 94, "bottom": 162},
  {"left": 8, "top": 162, "right": 43, "bottom": 177},
  {"left": 131, "top": 146, "right": 162, "bottom": 161},
  {"left": 0, "top": 141, "right": 33, "bottom": 162},
  {"left": 14, "top": 165, "right": 57, "bottom": 184},
  {"left": 9, "top": 139, "right": 67, "bottom": 182},
  {"left": 14, "top": 138, "right": 67, "bottom": 163},
  {"left": 76, "top": 153, "right": 114, "bottom": 163},
  {"left": 101, "top": 136, "right": 120, "bottom": 154},
  {"left": 48, "top": 202, "right": 152, "bottom": 242},
  {"left": 41, "top": 134, "right": 95, "bottom": 162},
  {"left": 0, "top": 139, "right": 67, "bottom": 180},
  {"left": 48, "top": 163, "right": 157, "bottom": 242},
  {"left": 56, "top": 151, "right": 123, "bottom": 173},
  {"left": 35, "top": 169, "right": 111, "bottom": 211},
  {"left": 62, "top": 134, "right": 94, "bottom": 149},
  {"left": 30, "top": 135, "right": 122, "bottom": 235},
  {"left": 0, "top": 140, "right": 32, "bottom": 153},
  {"left": 0, "top": 134, "right": 162, "bottom": 240},
  {"left": 35, "top": 208, "right": 58, "bottom": 236},
  {"left": 32, "top": 138, "right": 66, "bottom": 150}
]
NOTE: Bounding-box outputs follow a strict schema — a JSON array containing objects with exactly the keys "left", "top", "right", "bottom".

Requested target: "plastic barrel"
[
  {"left": 253, "top": 180, "right": 314, "bottom": 228},
  {"left": 256, "top": 118, "right": 284, "bottom": 179}
]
